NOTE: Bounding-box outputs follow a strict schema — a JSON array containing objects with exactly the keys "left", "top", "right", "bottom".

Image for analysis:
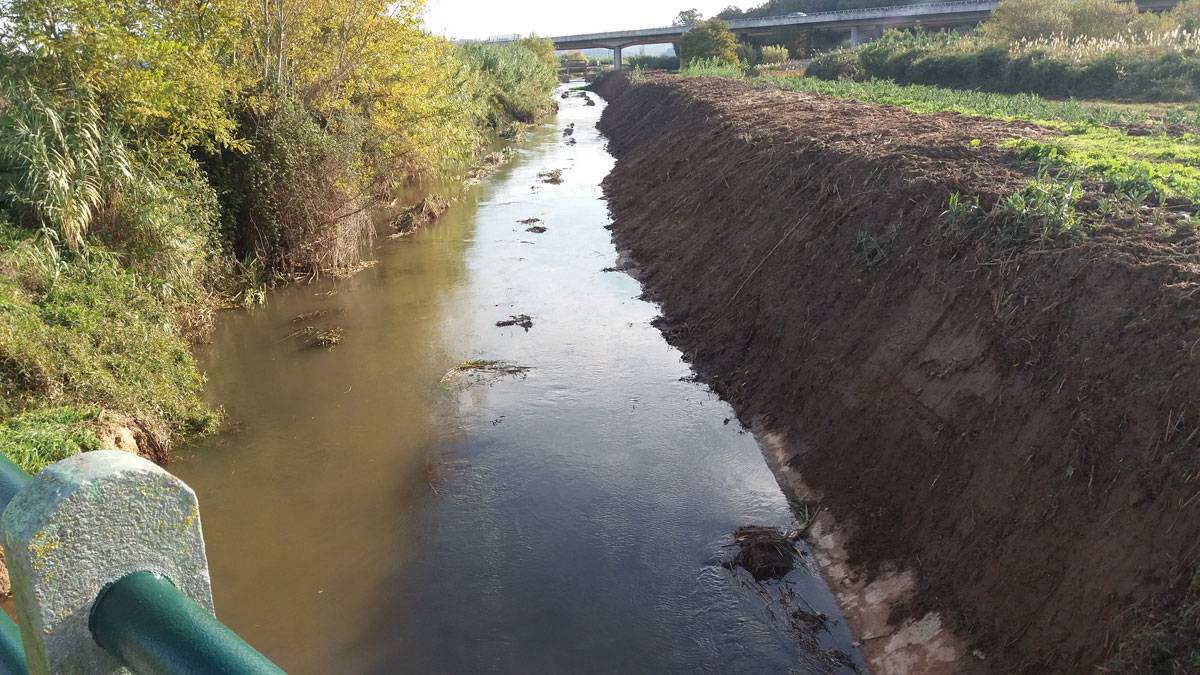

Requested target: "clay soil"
[{"left": 594, "top": 73, "right": 1200, "bottom": 672}]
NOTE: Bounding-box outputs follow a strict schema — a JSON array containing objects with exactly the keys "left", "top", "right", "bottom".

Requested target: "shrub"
[
  {"left": 627, "top": 54, "right": 682, "bottom": 70},
  {"left": 761, "top": 45, "right": 790, "bottom": 63},
  {"left": 806, "top": 50, "right": 866, "bottom": 80}
]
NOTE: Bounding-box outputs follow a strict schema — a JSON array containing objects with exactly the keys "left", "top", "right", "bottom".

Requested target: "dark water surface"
[{"left": 175, "top": 88, "right": 862, "bottom": 674}]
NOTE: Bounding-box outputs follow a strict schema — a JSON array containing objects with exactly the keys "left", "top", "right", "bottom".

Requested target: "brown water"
[{"left": 174, "top": 89, "right": 863, "bottom": 674}]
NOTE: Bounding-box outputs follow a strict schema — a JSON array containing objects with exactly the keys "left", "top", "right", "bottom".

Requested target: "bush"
[
  {"left": 806, "top": 50, "right": 865, "bottom": 80},
  {"left": 460, "top": 39, "right": 560, "bottom": 124},
  {"left": 761, "top": 45, "right": 790, "bottom": 63},
  {"left": 626, "top": 54, "right": 681, "bottom": 71}
]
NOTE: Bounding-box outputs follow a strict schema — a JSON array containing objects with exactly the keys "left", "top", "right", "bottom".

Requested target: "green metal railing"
[{"left": 0, "top": 453, "right": 282, "bottom": 674}]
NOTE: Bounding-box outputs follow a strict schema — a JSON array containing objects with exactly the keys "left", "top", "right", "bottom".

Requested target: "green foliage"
[
  {"left": 761, "top": 45, "right": 791, "bottom": 64},
  {"left": 0, "top": 222, "right": 214, "bottom": 437},
  {"left": 461, "top": 39, "right": 560, "bottom": 124},
  {"left": 684, "top": 57, "right": 749, "bottom": 78},
  {"left": 680, "top": 18, "right": 741, "bottom": 65},
  {"left": 981, "top": 0, "right": 1139, "bottom": 43},
  {"left": 806, "top": 27, "right": 1200, "bottom": 102},
  {"left": 0, "top": 407, "right": 101, "bottom": 473},
  {"left": 0, "top": 78, "right": 130, "bottom": 250},
  {"left": 627, "top": 54, "right": 682, "bottom": 71}
]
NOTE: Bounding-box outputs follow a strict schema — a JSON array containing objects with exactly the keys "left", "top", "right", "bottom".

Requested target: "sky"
[{"left": 423, "top": 0, "right": 740, "bottom": 41}]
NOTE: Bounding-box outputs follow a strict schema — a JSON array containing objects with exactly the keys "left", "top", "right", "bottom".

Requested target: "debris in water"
[
  {"left": 391, "top": 194, "right": 451, "bottom": 234},
  {"left": 723, "top": 525, "right": 802, "bottom": 581},
  {"left": 601, "top": 265, "right": 628, "bottom": 273},
  {"left": 440, "top": 360, "right": 532, "bottom": 387},
  {"left": 519, "top": 217, "right": 542, "bottom": 225},
  {"left": 291, "top": 309, "right": 341, "bottom": 323},
  {"left": 562, "top": 123, "right": 575, "bottom": 137},
  {"left": 526, "top": 225, "right": 547, "bottom": 234},
  {"left": 565, "top": 137, "right": 577, "bottom": 146},
  {"left": 284, "top": 325, "right": 344, "bottom": 349},
  {"left": 538, "top": 169, "right": 564, "bottom": 184},
  {"left": 496, "top": 314, "right": 533, "bottom": 331},
  {"left": 560, "top": 90, "right": 571, "bottom": 99}
]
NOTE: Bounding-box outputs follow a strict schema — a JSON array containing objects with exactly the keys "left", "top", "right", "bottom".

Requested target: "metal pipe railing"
[
  {"left": 0, "top": 612, "right": 28, "bottom": 674},
  {"left": 90, "top": 572, "right": 282, "bottom": 674},
  {"left": 0, "top": 451, "right": 281, "bottom": 673},
  {"left": 0, "top": 453, "right": 30, "bottom": 673}
]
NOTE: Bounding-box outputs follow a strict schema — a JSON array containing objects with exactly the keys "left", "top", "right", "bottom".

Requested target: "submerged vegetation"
[{"left": 0, "top": 0, "right": 557, "bottom": 471}]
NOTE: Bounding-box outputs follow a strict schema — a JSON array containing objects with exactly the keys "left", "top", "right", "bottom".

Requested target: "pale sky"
[{"left": 423, "top": 0, "right": 739, "bottom": 41}]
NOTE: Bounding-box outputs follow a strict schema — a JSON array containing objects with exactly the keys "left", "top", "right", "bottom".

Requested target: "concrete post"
[
  {"left": 1, "top": 451, "right": 213, "bottom": 674},
  {"left": 614, "top": 45, "right": 623, "bottom": 71},
  {"left": 849, "top": 26, "right": 862, "bottom": 46}
]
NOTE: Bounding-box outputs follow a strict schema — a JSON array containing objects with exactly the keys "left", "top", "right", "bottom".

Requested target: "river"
[{"left": 173, "top": 87, "right": 862, "bottom": 674}]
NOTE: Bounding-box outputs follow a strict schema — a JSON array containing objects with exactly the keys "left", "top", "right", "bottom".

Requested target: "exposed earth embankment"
[{"left": 594, "top": 72, "right": 1200, "bottom": 672}]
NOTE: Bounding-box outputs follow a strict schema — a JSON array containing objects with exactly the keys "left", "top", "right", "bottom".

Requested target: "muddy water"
[{"left": 174, "top": 89, "right": 862, "bottom": 674}]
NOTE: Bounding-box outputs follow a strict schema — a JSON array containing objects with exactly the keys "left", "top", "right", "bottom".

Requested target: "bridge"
[
  {"left": 553, "top": 1, "right": 999, "bottom": 67},
  {"left": 543, "top": 0, "right": 1179, "bottom": 69}
]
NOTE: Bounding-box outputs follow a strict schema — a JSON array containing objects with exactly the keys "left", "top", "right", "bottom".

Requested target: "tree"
[
  {"left": 674, "top": 8, "right": 704, "bottom": 25},
  {"left": 679, "top": 18, "right": 740, "bottom": 64}
]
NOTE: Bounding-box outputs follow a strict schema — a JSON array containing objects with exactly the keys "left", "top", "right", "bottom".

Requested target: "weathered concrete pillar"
[
  {"left": 849, "top": 26, "right": 862, "bottom": 46},
  {"left": 614, "top": 45, "right": 623, "bottom": 71},
  {"left": 1, "top": 451, "right": 213, "bottom": 673}
]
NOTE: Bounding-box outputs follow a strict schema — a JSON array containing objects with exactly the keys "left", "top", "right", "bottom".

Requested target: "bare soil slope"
[{"left": 595, "top": 73, "right": 1200, "bottom": 672}]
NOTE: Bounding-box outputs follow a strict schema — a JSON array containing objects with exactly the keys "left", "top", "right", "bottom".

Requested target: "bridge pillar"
[
  {"left": 614, "top": 45, "right": 623, "bottom": 71},
  {"left": 849, "top": 25, "right": 862, "bottom": 46},
  {"left": 2, "top": 451, "right": 214, "bottom": 673}
]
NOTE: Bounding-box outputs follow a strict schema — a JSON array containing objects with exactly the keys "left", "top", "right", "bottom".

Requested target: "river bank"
[
  {"left": 593, "top": 72, "right": 1200, "bottom": 672},
  {"left": 172, "top": 87, "right": 864, "bottom": 673}
]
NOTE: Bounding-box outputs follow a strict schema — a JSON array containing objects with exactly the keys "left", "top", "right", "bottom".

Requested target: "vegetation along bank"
[
  {"left": 593, "top": 71, "right": 1200, "bottom": 672},
  {"left": 0, "top": 0, "right": 558, "bottom": 478}
]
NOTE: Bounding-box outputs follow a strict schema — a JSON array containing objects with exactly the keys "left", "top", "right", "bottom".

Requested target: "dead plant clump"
[
  {"left": 283, "top": 325, "right": 344, "bottom": 349},
  {"left": 440, "top": 359, "right": 532, "bottom": 387},
  {"left": 562, "top": 123, "right": 575, "bottom": 137},
  {"left": 526, "top": 225, "right": 547, "bottom": 233},
  {"left": 723, "top": 526, "right": 802, "bottom": 581},
  {"left": 518, "top": 217, "right": 542, "bottom": 225},
  {"left": 465, "top": 149, "right": 514, "bottom": 185},
  {"left": 538, "top": 169, "right": 564, "bottom": 184},
  {"left": 391, "top": 194, "right": 451, "bottom": 235}
]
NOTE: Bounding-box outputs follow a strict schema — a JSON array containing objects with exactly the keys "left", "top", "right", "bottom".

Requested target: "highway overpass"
[{"left": 538, "top": 0, "right": 1179, "bottom": 69}]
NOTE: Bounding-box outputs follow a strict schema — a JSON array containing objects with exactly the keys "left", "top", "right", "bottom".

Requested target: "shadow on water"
[{"left": 174, "top": 87, "right": 864, "bottom": 674}]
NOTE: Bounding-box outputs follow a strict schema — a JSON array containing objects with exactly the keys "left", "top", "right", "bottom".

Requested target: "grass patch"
[
  {"left": 749, "top": 74, "right": 1200, "bottom": 211},
  {"left": 0, "top": 407, "right": 102, "bottom": 473},
  {"left": 1107, "top": 570, "right": 1200, "bottom": 673},
  {"left": 0, "top": 220, "right": 216, "bottom": 469}
]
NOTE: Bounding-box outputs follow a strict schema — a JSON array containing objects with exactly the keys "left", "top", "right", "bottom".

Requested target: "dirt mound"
[{"left": 597, "top": 73, "right": 1200, "bottom": 673}]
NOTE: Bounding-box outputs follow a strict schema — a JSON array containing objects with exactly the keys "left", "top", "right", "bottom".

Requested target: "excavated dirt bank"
[{"left": 595, "top": 73, "right": 1200, "bottom": 672}]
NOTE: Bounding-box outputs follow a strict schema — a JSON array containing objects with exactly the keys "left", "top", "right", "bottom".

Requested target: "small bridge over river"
[{"left": 529, "top": 0, "right": 1180, "bottom": 69}]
